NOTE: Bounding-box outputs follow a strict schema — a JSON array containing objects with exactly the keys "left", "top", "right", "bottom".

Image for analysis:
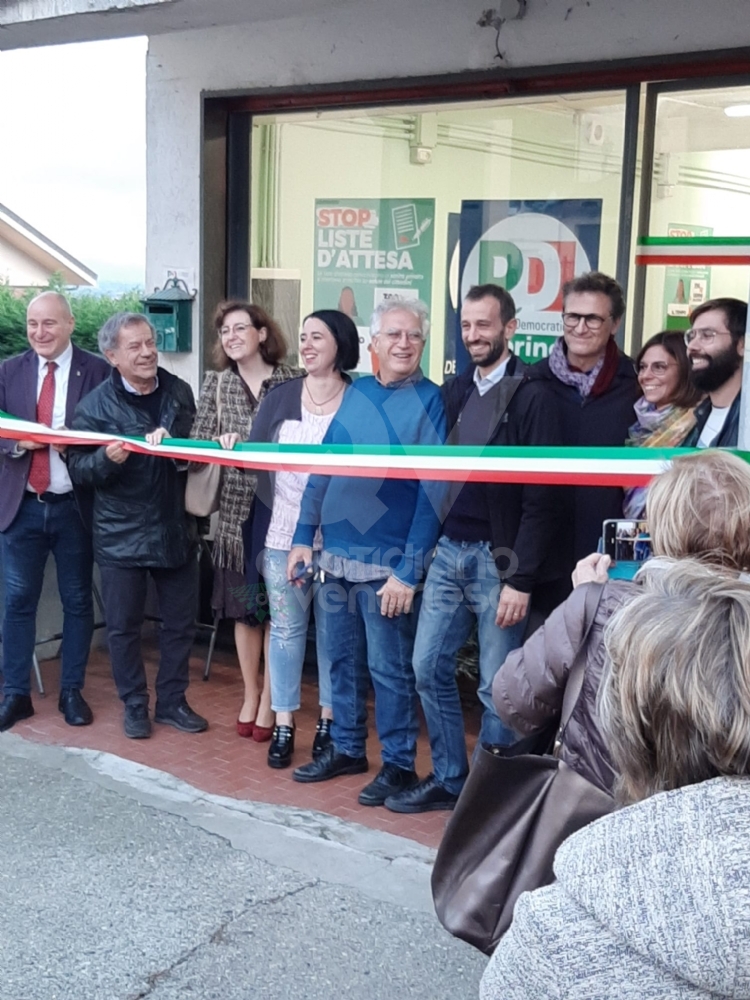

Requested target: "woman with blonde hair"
[
  {"left": 493, "top": 449, "right": 750, "bottom": 796},
  {"left": 190, "top": 301, "right": 299, "bottom": 740},
  {"left": 481, "top": 560, "right": 750, "bottom": 998}
]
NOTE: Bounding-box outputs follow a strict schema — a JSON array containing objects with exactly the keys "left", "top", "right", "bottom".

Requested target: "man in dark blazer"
[{"left": 0, "top": 291, "right": 109, "bottom": 731}]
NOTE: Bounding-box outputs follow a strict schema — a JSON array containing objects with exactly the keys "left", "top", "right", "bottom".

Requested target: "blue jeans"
[
  {"left": 263, "top": 548, "right": 332, "bottom": 713},
  {"left": 412, "top": 536, "right": 527, "bottom": 794},
  {"left": 316, "top": 575, "right": 419, "bottom": 770},
  {"left": 1, "top": 493, "right": 94, "bottom": 696}
]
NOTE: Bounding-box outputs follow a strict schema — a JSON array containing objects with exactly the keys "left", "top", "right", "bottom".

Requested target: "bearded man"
[
  {"left": 682, "top": 297, "right": 747, "bottom": 448},
  {"left": 385, "top": 283, "right": 563, "bottom": 814}
]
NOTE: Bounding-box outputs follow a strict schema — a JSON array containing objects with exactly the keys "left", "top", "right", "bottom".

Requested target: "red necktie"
[{"left": 28, "top": 360, "right": 58, "bottom": 495}]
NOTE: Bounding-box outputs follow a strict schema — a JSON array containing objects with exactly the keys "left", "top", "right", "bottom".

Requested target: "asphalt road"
[{"left": 0, "top": 735, "right": 485, "bottom": 1000}]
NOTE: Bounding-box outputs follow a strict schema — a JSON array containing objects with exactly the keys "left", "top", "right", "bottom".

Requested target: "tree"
[{"left": 0, "top": 276, "right": 144, "bottom": 359}]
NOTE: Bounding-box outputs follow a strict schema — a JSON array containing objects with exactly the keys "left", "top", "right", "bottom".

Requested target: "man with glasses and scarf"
[
  {"left": 531, "top": 271, "right": 640, "bottom": 574},
  {"left": 681, "top": 298, "right": 746, "bottom": 449}
]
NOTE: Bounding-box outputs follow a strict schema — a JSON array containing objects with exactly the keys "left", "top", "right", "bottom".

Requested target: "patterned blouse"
[{"left": 190, "top": 363, "right": 299, "bottom": 573}]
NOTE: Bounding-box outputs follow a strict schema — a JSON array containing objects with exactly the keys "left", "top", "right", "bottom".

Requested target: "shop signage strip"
[{"left": 0, "top": 410, "right": 715, "bottom": 487}]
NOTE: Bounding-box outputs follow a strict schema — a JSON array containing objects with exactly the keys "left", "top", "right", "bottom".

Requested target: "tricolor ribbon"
[
  {"left": 0, "top": 409, "right": 718, "bottom": 487},
  {"left": 636, "top": 236, "right": 750, "bottom": 267}
]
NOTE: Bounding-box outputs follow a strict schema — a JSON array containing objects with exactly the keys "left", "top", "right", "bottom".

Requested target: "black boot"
[
  {"left": 312, "top": 717, "right": 332, "bottom": 759},
  {"left": 267, "top": 724, "right": 295, "bottom": 769}
]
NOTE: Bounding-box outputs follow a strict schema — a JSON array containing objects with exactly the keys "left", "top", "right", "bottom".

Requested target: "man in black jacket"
[
  {"left": 530, "top": 271, "right": 640, "bottom": 566},
  {"left": 681, "top": 297, "right": 746, "bottom": 448},
  {"left": 385, "top": 284, "right": 562, "bottom": 814},
  {"left": 67, "top": 312, "right": 207, "bottom": 739}
]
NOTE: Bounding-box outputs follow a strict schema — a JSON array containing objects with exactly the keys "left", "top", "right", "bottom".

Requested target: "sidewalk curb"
[{"left": 0, "top": 732, "right": 438, "bottom": 913}]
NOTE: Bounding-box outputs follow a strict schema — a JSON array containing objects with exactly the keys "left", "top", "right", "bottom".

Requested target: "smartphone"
[
  {"left": 602, "top": 519, "right": 651, "bottom": 579},
  {"left": 291, "top": 561, "right": 314, "bottom": 583}
]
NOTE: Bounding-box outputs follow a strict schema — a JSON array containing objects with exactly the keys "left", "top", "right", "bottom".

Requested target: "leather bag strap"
[
  {"left": 558, "top": 582, "right": 605, "bottom": 740},
  {"left": 215, "top": 371, "right": 224, "bottom": 433}
]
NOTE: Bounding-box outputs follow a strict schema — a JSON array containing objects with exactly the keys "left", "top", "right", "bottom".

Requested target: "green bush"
[{"left": 0, "top": 276, "right": 144, "bottom": 360}]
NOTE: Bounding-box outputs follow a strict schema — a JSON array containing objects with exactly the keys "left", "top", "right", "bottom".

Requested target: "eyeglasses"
[
  {"left": 561, "top": 312, "right": 612, "bottom": 332},
  {"left": 220, "top": 323, "right": 253, "bottom": 337},
  {"left": 684, "top": 327, "right": 731, "bottom": 346},
  {"left": 635, "top": 361, "right": 678, "bottom": 376},
  {"left": 379, "top": 328, "right": 425, "bottom": 344}
]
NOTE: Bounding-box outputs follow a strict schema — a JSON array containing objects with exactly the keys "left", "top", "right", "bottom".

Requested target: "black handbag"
[{"left": 431, "top": 583, "right": 614, "bottom": 955}]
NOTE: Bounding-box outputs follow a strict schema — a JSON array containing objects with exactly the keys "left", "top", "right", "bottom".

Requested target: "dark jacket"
[
  {"left": 529, "top": 353, "right": 640, "bottom": 565},
  {"left": 0, "top": 344, "right": 110, "bottom": 532},
  {"left": 681, "top": 391, "right": 740, "bottom": 448},
  {"left": 241, "top": 375, "right": 307, "bottom": 590},
  {"left": 441, "top": 355, "right": 564, "bottom": 593},
  {"left": 242, "top": 375, "right": 353, "bottom": 588},
  {"left": 67, "top": 367, "right": 197, "bottom": 569},
  {"left": 493, "top": 578, "right": 636, "bottom": 794}
]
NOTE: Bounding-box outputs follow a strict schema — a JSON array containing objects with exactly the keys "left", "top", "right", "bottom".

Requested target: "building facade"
[{"left": 3, "top": 0, "right": 750, "bottom": 386}]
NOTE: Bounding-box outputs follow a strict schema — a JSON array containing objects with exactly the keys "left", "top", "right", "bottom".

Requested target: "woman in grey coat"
[
  {"left": 492, "top": 448, "right": 750, "bottom": 795},
  {"left": 481, "top": 559, "right": 750, "bottom": 1000}
]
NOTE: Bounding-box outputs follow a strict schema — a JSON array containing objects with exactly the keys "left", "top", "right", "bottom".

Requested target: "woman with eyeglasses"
[
  {"left": 622, "top": 330, "right": 702, "bottom": 518},
  {"left": 190, "top": 301, "right": 299, "bottom": 741}
]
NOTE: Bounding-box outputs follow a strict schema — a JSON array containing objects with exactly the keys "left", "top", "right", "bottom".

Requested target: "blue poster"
[{"left": 455, "top": 199, "right": 603, "bottom": 370}]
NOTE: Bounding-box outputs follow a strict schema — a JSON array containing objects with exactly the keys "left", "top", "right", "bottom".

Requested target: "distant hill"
[{"left": 72, "top": 281, "right": 145, "bottom": 298}]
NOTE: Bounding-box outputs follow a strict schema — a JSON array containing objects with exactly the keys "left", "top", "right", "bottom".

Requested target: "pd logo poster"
[
  {"left": 457, "top": 199, "right": 602, "bottom": 370},
  {"left": 314, "top": 198, "right": 434, "bottom": 374}
]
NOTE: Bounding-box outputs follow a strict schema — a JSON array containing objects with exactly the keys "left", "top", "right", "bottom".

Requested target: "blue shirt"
[{"left": 292, "top": 374, "right": 447, "bottom": 587}]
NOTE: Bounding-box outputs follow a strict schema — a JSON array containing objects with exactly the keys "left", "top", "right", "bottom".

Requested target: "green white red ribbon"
[
  {"left": 0, "top": 409, "right": 711, "bottom": 486},
  {"left": 636, "top": 235, "right": 750, "bottom": 267}
]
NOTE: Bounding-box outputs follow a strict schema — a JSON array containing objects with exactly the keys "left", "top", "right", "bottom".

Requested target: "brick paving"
[{"left": 10, "top": 638, "right": 480, "bottom": 850}]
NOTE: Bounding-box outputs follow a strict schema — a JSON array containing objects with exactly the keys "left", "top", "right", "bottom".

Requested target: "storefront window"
[
  {"left": 642, "top": 84, "right": 750, "bottom": 340},
  {"left": 250, "top": 92, "right": 628, "bottom": 380}
]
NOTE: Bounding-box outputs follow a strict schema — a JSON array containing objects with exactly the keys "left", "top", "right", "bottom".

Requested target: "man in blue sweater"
[{"left": 288, "top": 297, "right": 446, "bottom": 806}]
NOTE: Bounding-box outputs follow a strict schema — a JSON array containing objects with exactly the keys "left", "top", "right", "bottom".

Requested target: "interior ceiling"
[
  {"left": 657, "top": 86, "right": 750, "bottom": 153},
  {"left": 258, "top": 91, "right": 629, "bottom": 127}
]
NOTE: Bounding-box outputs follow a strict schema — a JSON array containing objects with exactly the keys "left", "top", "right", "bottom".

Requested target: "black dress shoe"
[
  {"left": 124, "top": 703, "right": 151, "bottom": 739},
  {"left": 0, "top": 694, "right": 34, "bottom": 732},
  {"left": 58, "top": 688, "right": 93, "bottom": 727},
  {"left": 293, "top": 744, "right": 368, "bottom": 783},
  {"left": 358, "top": 762, "right": 419, "bottom": 807},
  {"left": 154, "top": 697, "right": 208, "bottom": 733},
  {"left": 312, "top": 717, "right": 332, "bottom": 760},
  {"left": 267, "top": 724, "right": 295, "bottom": 769},
  {"left": 384, "top": 773, "right": 460, "bottom": 813}
]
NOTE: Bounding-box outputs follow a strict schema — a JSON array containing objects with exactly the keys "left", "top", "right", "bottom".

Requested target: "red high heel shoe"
[
  {"left": 251, "top": 720, "right": 274, "bottom": 743},
  {"left": 237, "top": 719, "right": 255, "bottom": 739}
]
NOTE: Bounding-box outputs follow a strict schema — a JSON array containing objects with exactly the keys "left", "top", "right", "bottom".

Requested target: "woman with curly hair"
[{"left": 191, "top": 301, "right": 299, "bottom": 740}]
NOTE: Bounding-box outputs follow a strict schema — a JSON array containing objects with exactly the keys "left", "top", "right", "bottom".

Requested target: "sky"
[{"left": 0, "top": 36, "right": 147, "bottom": 289}]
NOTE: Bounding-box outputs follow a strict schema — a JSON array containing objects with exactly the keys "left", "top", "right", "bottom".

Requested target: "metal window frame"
[
  {"left": 201, "top": 51, "right": 750, "bottom": 378},
  {"left": 629, "top": 72, "right": 750, "bottom": 356}
]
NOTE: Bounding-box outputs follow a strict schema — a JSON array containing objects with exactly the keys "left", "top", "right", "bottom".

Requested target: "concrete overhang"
[{"left": 0, "top": 0, "right": 356, "bottom": 50}]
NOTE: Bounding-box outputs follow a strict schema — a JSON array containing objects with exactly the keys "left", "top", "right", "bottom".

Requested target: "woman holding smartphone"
[{"left": 245, "top": 309, "right": 360, "bottom": 769}]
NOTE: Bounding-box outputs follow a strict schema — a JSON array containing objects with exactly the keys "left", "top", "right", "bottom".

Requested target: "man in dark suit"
[{"left": 0, "top": 291, "right": 110, "bottom": 731}]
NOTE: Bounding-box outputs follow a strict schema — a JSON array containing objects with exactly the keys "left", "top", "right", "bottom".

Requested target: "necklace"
[{"left": 305, "top": 379, "right": 344, "bottom": 415}]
